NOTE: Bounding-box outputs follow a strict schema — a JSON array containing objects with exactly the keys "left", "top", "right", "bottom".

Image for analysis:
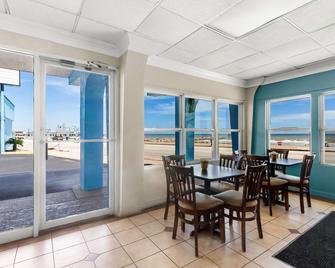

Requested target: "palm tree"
[{"left": 6, "top": 138, "right": 24, "bottom": 151}]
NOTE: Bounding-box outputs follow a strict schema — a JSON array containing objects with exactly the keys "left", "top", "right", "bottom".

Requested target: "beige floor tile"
[
  {"left": 283, "top": 233, "right": 300, "bottom": 242},
  {"left": 207, "top": 246, "right": 249, "bottom": 268},
  {"left": 281, "top": 211, "right": 313, "bottom": 224},
  {"left": 243, "top": 261, "right": 262, "bottom": 268},
  {"left": 247, "top": 229, "right": 281, "bottom": 249},
  {"left": 65, "top": 260, "right": 95, "bottom": 268},
  {"left": 0, "top": 248, "right": 16, "bottom": 267},
  {"left": 129, "top": 213, "right": 155, "bottom": 226},
  {"left": 123, "top": 238, "right": 160, "bottom": 262},
  {"left": 107, "top": 218, "right": 135, "bottom": 234},
  {"left": 186, "top": 232, "right": 224, "bottom": 255},
  {"left": 54, "top": 243, "right": 89, "bottom": 268},
  {"left": 184, "top": 257, "right": 220, "bottom": 268},
  {"left": 135, "top": 252, "right": 177, "bottom": 268},
  {"left": 15, "top": 238, "right": 52, "bottom": 263},
  {"left": 124, "top": 264, "right": 137, "bottom": 268},
  {"left": 86, "top": 234, "right": 121, "bottom": 254},
  {"left": 226, "top": 221, "right": 256, "bottom": 235},
  {"left": 223, "top": 227, "right": 241, "bottom": 243},
  {"left": 262, "top": 222, "right": 291, "bottom": 239},
  {"left": 159, "top": 216, "right": 179, "bottom": 228},
  {"left": 163, "top": 241, "right": 200, "bottom": 267},
  {"left": 138, "top": 221, "right": 165, "bottom": 236},
  {"left": 148, "top": 207, "right": 173, "bottom": 220},
  {"left": 95, "top": 247, "right": 133, "bottom": 268},
  {"left": 81, "top": 224, "right": 111, "bottom": 241},
  {"left": 14, "top": 253, "right": 54, "bottom": 268},
  {"left": 227, "top": 238, "right": 267, "bottom": 260},
  {"left": 52, "top": 230, "right": 84, "bottom": 251},
  {"left": 114, "top": 227, "right": 146, "bottom": 246},
  {"left": 150, "top": 231, "right": 183, "bottom": 250},
  {"left": 270, "top": 240, "right": 289, "bottom": 253},
  {"left": 270, "top": 216, "right": 304, "bottom": 229},
  {"left": 254, "top": 250, "right": 292, "bottom": 268}
]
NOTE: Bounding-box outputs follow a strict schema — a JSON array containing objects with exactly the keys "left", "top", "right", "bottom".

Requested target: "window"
[
  {"left": 144, "top": 92, "right": 180, "bottom": 165},
  {"left": 217, "top": 102, "right": 240, "bottom": 155},
  {"left": 321, "top": 93, "right": 335, "bottom": 165},
  {"left": 185, "top": 97, "right": 213, "bottom": 161},
  {"left": 267, "top": 96, "right": 311, "bottom": 159}
]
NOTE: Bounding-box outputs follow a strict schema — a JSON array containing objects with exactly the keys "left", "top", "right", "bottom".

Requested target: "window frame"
[
  {"left": 320, "top": 90, "right": 335, "bottom": 166},
  {"left": 144, "top": 89, "right": 244, "bottom": 164},
  {"left": 266, "top": 94, "right": 312, "bottom": 159}
]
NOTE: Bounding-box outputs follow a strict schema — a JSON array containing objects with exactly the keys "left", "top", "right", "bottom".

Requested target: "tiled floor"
[{"left": 0, "top": 193, "right": 334, "bottom": 268}]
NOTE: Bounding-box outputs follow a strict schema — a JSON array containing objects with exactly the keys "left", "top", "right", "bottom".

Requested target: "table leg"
[
  {"left": 270, "top": 164, "right": 276, "bottom": 177},
  {"left": 204, "top": 181, "right": 211, "bottom": 194}
]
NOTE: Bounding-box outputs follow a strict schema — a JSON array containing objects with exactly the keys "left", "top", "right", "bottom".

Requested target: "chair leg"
[
  {"left": 285, "top": 187, "right": 289, "bottom": 211},
  {"left": 181, "top": 213, "right": 185, "bottom": 232},
  {"left": 306, "top": 187, "right": 312, "bottom": 208},
  {"left": 299, "top": 189, "right": 305, "bottom": 214},
  {"left": 193, "top": 215, "right": 199, "bottom": 257},
  {"left": 256, "top": 202, "right": 263, "bottom": 239},
  {"left": 164, "top": 190, "right": 170, "bottom": 220},
  {"left": 241, "top": 211, "right": 246, "bottom": 252},
  {"left": 229, "top": 210, "right": 233, "bottom": 225},
  {"left": 268, "top": 188, "right": 273, "bottom": 216},
  {"left": 219, "top": 208, "right": 226, "bottom": 242},
  {"left": 172, "top": 205, "right": 178, "bottom": 239}
]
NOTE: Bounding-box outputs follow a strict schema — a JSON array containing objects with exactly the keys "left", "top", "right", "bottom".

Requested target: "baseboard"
[
  {"left": 143, "top": 198, "right": 166, "bottom": 210},
  {"left": 311, "top": 189, "right": 335, "bottom": 202}
]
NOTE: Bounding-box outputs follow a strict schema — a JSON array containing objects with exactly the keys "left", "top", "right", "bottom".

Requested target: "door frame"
[{"left": 37, "top": 57, "right": 117, "bottom": 231}]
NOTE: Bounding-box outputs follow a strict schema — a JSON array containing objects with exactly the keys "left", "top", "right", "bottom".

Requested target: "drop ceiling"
[{"left": 1, "top": 0, "right": 335, "bottom": 84}]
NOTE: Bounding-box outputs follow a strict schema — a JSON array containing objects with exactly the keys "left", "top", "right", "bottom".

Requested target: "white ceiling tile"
[
  {"left": 174, "top": 27, "right": 232, "bottom": 57},
  {"left": 136, "top": 7, "right": 200, "bottom": 45},
  {"left": 160, "top": 47, "right": 198, "bottom": 63},
  {"left": 325, "top": 44, "right": 335, "bottom": 55},
  {"left": 286, "top": 0, "right": 335, "bottom": 33},
  {"left": 310, "top": 24, "right": 335, "bottom": 46},
  {"left": 82, "top": 0, "right": 156, "bottom": 31},
  {"left": 128, "top": 33, "right": 170, "bottom": 55},
  {"left": 215, "top": 53, "right": 275, "bottom": 75},
  {"left": 76, "top": 18, "right": 125, "bottom": 44},
  {"left": 161, "top": 0, "right": 240, "bottom": 24},
  {"left": 0, "top": 0, "right": 5, "bottom": 13},
  {"left": 240, "top": 19, "right": 304, "bottom": 51},
  {"left": 283, "top": 48, "right": 333, "bottom": 67},
  {"left": 235, "top": 61, "right": 294, "bottom": 79},
  {"left": 8, "top": 0, "right": 76, "bottom": 31},
  {"left": 265, "top": 36, "right": 320, "bottom": 59},
  {"left": 33, "top": 0, "right": 83, "bottom": 14},
  {"left": 190, "top": 42, "right": 256, "bottom": 70},
  {"left": 210, "top": 0, "right": 312, "bottom": 37}
]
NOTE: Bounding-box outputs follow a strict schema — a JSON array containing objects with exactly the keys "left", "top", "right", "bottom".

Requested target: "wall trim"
[
  {"left": 0, "top": 13, "right": 121, "bottom": 57},
  {"left": 311, "top": 189, "right": 335, "bottom": 201},
  {"left": 246, "top": 57, "right": 335, "bottom": 87},
  {"left": 147, "top": 56, "right": 248, "bottom": 88}
]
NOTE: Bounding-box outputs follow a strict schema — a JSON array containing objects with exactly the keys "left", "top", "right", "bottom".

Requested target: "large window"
[
  {"left": 144, "top": 92, "right": 180, "bottom": 165},
  {"left": 217, "top": 102, "right": 240, "bottom": 155},
  {"left": 321, "top": 93, "right": 335, "bottom": 165},
  {"left": 144, "top": 91, "right": 243, "bottom": 165},
  {"left": 267, "top": 96, "right": 311, "bottom": 159}
]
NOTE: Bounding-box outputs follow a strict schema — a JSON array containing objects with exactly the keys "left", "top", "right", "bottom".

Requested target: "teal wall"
[{"left": 252, "top": 69, "right": 335, "bottom": 201}]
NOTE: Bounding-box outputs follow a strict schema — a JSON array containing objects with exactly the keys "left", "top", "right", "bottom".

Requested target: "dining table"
[
  {"left": 269, "top": 158, "right": 302, "bottom": 177},
  {"left": 187, "top": 163, "right": 245, "bottom": 194}
]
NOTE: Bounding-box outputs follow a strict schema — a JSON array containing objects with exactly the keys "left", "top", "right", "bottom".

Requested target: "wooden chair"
[
  {"left": 214, "top": 164, "right": 266, "bottom": 252},
  {"left": 162, "top": 155, "right": 204, "bottom": 219},
  {"left": 234, "top": 149, "right": 248, "bottom": 156},
  {"left": 169, "top": 165, "right": 225, "bottom": 256},
  {"left": 247, "top": 155, "right": 289, "bottom": 216},
  {"left": 278, "top": 154, "right": 315, "bottom": 213},
  {"left": 267, "top": 149, "right": 289, "bottom": 175},
  {"left": 211, "top": 154, "right": 239, "bottom": 194}
]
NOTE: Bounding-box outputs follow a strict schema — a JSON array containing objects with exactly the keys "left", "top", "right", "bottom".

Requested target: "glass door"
[
  {"left": 0, "top": 50, "right": 34, "bottom": 237},
  {"left": 41, "top": 61, "right": 113, "bottom": 227}
]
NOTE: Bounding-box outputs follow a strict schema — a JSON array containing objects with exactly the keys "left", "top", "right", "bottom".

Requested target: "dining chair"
[
  {"left": 267, "top": 149, "right": 289, "bottom": 175},
  {"left": 214, "top": 164, "right": 266, "bottom": 252},
  {"left": 234, "top": 149, "right": 248, "bottom": 156},
  {"left": 247, "top": 155, "right": 289, "bottom": 216},
  {"left": 278, "top": 154, "right": 316, "bottom": 213},
  {"left": 169, "top": 165, "right": 225, "bottom": 256},
  {"left": 162, "top": 155, "right": 204, "bottom": 220}
]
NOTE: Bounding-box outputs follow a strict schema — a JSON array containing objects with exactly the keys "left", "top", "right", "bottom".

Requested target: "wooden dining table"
[
  {"left": 187, "top": 164, "right": 245, "bottom": 194},
  {"left": 269, "top": 158, "right": 302, "bottom": 177}
]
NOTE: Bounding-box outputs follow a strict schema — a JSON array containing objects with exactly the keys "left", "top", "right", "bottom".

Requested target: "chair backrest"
[
  {"left": 242, "top": 164, "right": 267, "bottom": 204},
  {"left": 169, "top": 165, "right": 196, "bottom": 210},
  {"left": 300, "top": 154, "right": 315, "bottom": 183},
  {"left": 267, "top": 149, "right": 289, "bottom": 159},
  {"left": 234, "top": 150, "right": 248, "bottom": 156},
  {"left": 235, "top": 155, "right": 247, "bottom": 170},
  {"left": 162, "top": 155, "right": 186, "bottom": 186},
  {"left": 246, "top": 155, "right": 270, "bottom": 181},
  {"left": 219, "top": 154, "right": 236, "bottom": 168}
]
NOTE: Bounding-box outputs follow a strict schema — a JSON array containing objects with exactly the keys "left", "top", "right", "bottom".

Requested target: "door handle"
[{"left": 46, "top": 142, "right": 48, "bottom": 160}]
